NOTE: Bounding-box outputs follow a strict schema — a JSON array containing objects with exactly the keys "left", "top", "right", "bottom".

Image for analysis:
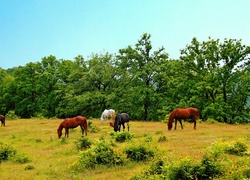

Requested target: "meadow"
[{"left": 0, "top": 118, "right": 250, "bottom": 180}]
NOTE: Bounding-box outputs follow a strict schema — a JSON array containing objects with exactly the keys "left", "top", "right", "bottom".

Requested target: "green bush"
[
  {"left": 158, "top": 135, "right": 167, "bottom": 142},
  {"left": 115, "top": 131, "right": 133, "bottom": 143},
  {"left": 194, "top": 155, "right": 223, "bottom": 179},
  {"left": 5, "top": 110, "right": 19, "bottom": 120},
  {"left": 85, "top": 120, "right": 100, "bottom": 133},
  {"left": 74, "top": 137, "right": 92, "bottom": 150},
  {"left": 77, "top": 141, "right": 125, "bottom": 169},
  {"left": 243, "top": 169, "right": 250, "bottom": 178},
  {"left": 124, "top": 144, "right": 154, "bottom": 162},
  {"left": 168, "top": 158, "right": 195, "bottom": 180},
  {"left": 226, "top": 141, "right": 248, "bottom": 156},
  {"left": 25, "top": 165, "right": 35, "bottom": 170},
  {"left": 11, "top": 152, "right": 31, "bottom": 164},
  {"left": 0, "top": 143, "right": 17, "bottom": 162}
]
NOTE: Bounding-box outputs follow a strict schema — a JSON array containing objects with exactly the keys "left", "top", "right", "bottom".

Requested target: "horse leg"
[
  {"left": 83, "top": 124, "right": 87, "bottom": 136},
  {"left": 127, "top": 122, "right": 130, "bottom": 131},
  {"left": 179, "top": 120, "right": 183, "bottom": 129},
  {"left": 174, "top": 119, "right": 178, "bottom": 130},
  {"left": 80, "top": 125, "right": 84, "bottom": 137},
  {"left": 65, "top": 128, "right": 69, "bottom": 138},
  {"left": 122, "top": 123, "right": 125, "bottom": 131},
  {"left": 193, "top": 119, "right": 196, "bottom": 129}
]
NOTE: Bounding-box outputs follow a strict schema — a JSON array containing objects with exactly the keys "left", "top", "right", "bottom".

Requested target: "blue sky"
[{"left": 1, "top": 0, "right": 250, "bottom": 69}]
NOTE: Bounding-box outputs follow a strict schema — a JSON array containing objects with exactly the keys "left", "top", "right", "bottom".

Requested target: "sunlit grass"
[{"left": 0, "top": 119, "right": 249, "bottom": 179}]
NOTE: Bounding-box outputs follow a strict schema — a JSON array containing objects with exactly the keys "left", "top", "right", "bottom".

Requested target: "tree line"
[{"left": 0, "top": 33, "right": 250, "bottom": 123}]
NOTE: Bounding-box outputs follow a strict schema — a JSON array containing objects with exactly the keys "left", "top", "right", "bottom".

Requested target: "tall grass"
[{"left": 0, "top": 119, "right": 249, "bottom": 179}]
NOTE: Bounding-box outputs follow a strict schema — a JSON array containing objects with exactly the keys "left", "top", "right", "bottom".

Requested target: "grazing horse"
[
  {"left": 100, "top": 109, "right": 115, "bottom": 123},
  {"left": 167, "top": 107, "right": 200, "bottom": 130},
  {"left": 114, "top": 113, "right": 130, "bottom": 132},
  {"left": 0, "top": 115, "right": 5, "bottom": 126},
  {"left": 57, "top": 116, "right": 88, "bottom": 138}
]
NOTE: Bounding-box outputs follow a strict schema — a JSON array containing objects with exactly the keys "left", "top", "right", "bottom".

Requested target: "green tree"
[
  {"left": 180, "top": 37, "right": 250, "bottom": 123},
  {"left": 117, "top": 33, "right": 169, "bottom": 120}
]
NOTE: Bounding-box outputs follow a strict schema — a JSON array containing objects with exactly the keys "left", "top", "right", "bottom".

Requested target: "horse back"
[
  {"left": 0, "top": 115, "right": 4, "bottom": 120},
  {"left": 75, "top": 116, "right": 87, "bottom": 124},
  {"left": 120, "top": 113, "right": 129, "bottom": 122},
  {"left": 175, "top": 108, "right": 199, "bottom": 119}
]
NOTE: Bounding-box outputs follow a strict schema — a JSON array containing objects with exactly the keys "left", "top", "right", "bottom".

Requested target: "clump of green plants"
[
  {"left": 0, "top": 143, "right": 17, "bottom": 162},
  {"left": 11, "top": 152, "right": 31, "bottom": 164},
  {"left": 226, "top": 141, "right": 248, "bottom": 156},
  {"left": 75, "top": 140, "right": 125, "bottom": 169},
  {"left": 124, "top": 144, "right": 154, "bottom": 162},
  {"left": 60, "top": 137, "right": 68, "bottom": 144},
  {"left": 74, "top": 137, "right": 92, "bottom": 150},
  {"left": 144, "top": 135, "right": 153, "bottom": 143},
  {"left": 88, "top": 121, "right": 100, "bottom": 133},
  {"left": 5, "top": 110, "right": 19, "bottom": 120},
  {"left": 158, "top": 135, "right": 167, "bottom": 142},
  {"left": 131, "top": 159, "right": 167, "bottom": 180},
  {"left": 114, "top": 131, "right": 133, "bottom": 143},
  {"left": 24, "top": 165, "right": 35, "bottom": 170},
  {"left": 131, "top": 154, "right": 224, "bottom": 180}
]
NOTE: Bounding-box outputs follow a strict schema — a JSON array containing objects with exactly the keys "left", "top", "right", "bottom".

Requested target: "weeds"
[
  {"left": 0, "top": 143, "right": 17, "bottom": 162},
  {"left": 74, "top": 137, "right": 92, "bottom": 150}
]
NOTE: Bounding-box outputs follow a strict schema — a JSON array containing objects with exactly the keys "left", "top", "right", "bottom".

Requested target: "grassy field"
[{"left": 0, "top": 118, "right": 250, "bottom": 180}]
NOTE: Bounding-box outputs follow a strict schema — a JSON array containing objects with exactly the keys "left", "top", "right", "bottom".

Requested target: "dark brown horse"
[
  {"left": 0, "top": 115, "right": 5, "bottom": 126},
  {"left": 167, "top": 107, "right": 200, "bottom": 130},
  {"left": 57, "top": 116, "right": 88, "bottom": 138},
  {"left": 114, "top": 113, "right": 130, "bottom": 132}
]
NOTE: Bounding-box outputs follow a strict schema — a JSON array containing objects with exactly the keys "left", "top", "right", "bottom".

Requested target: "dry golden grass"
[{"left": 0, "top": 119, "right": 250, "bottom": 179}]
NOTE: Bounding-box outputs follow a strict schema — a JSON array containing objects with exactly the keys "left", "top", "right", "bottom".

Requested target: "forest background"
[{"left": 1, "top": 33, "right": 250, "bottom": 123}]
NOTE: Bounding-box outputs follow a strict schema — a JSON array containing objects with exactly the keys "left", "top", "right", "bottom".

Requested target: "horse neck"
[
  {"left": 168, "top": 109, "right": 177, "bottom": 125},
  {"left": 58, "top": 123, "right": 64, "bottom": 132}
]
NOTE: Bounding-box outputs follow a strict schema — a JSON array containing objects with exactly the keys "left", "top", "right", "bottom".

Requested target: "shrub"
[
  {"left": 194, "top": 155, "right": 224, "bottom": 179},
  {"left": 115, "top": 131, "right": 133, "bottom": 143},
  {"left": 11, "top": 152, "right": 31, "bottom": 164},
  {"left": 124, "top": 144, "right": 154, "bottom": 162},
  {"left": 147, "top": 159, "right": 165, "bottom": 175},
  {"left": 87, "top": 120, "right": 101, "bottom": 133},
  {"left": 243, "top": 169, "right": 250, "bottom": 178},
  {"left": 0, "top": 143, "right": 17, "bottom": 162},
  {"left": 5, "top": 110, "right": 19, "bottom": 120},
  {"left": 226, "top": 141, "right": 248, "bottom": 156},
  {"left": 158, "top": 135, "right": 167, "bottom": 142},
  {"left": 74, "top": 137, "right": 92, "bottom": 150},
  {"left": 168, "top": 158, "right": 195, "bottom": 180},
  {"left": 77, "top": 141, "right": 125, "bottom": 169},
  {"left": 25, "top": 165, "right": 35, "bottom": 170}
]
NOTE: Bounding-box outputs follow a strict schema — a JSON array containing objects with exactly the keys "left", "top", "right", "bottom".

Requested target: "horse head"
[
  {"left": 57, "top": 128, "right": 62, "bottom": 138},
  {"left": 168, "top": 123, "right": 173, "bottom": 130}
]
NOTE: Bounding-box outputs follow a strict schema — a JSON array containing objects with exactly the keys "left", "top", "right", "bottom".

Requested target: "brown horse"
[
  {"left": 0, "top": 115, "right": 5, "bottom": 126},
  {"left": 57, "top": 116, "right": 88, "bottom": 138},
  {"left": 167, "top": 107, "right": 200, "bottom": 130}
]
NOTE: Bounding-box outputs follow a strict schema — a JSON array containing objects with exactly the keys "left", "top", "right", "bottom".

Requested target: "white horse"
[{"left": 100, "top": 109, "right": 115, "bottom": 123}]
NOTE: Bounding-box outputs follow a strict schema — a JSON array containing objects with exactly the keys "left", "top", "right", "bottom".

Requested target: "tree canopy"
[{"left": 1, "top": 33, "right": 250, "bottom": 123}]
